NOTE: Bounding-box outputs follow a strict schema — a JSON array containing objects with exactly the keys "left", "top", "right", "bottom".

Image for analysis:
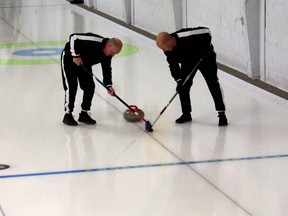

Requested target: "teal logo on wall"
[{"left": 0, "top": 41, "right": 138, "bottom": 65}]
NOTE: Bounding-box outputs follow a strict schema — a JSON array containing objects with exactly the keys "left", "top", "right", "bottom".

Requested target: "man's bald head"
[{"left": 156, "top": 32, "right": 176, "bottom": 51}]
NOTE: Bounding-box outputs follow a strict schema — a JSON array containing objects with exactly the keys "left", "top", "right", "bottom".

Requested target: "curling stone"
[{"left": 123, "top": 105, "right": 145, "bottom": 122}]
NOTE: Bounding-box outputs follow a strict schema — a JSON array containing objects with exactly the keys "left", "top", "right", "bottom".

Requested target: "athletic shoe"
[
  {"left": 78, "top": 112, "right": 96, "bottom": 124},
  {"left": 175, "top": 114, "right": 192, "bottom": 124},
  {"left": 63, "top": 113, "right": 78, "bottom": 126},
  {"left": 69, "top": 0, "right": 84, "bottom": 4},
  {"left": 218, "top": 112, "right": 228, "bottom": 126}
]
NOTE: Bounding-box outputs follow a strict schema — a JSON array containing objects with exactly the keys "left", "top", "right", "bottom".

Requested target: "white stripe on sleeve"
[
  {"left": 70, "top": 35, "right": 103, "bottom": 57},
  {"left": 177, "top": 29, "right": 211, "bottom": 38}
]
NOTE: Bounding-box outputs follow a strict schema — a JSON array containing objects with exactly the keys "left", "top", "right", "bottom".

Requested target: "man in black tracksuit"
[
  {"left": 61, "top": 33, "right": 122, "bottom": 126},
  {"left": 156, "top": 27, "right": 228, "bottom": 126}
]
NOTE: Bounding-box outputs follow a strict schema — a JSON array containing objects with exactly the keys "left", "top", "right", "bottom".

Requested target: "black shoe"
[
  {"left": 69, "top": 0, "right": 84, "bottom": 4},
  {"left": 63, "top": 113, "right": 78, "bottom": 126},
  {"left": 175, "top": 114, "right": 192, "bottom": 124},
  {"left": 78, "top": 112, "right": 96, "bottom": 124},
  {"left": 218, "top": 112, "right": 228, "bottom": 126}
]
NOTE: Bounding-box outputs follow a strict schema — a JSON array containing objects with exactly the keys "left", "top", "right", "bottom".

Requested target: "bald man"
[
  {"left": 61, "top": 33, "right": 122, "bottom": 126},
  {"left": 156, "top": 27, "right": 228, "bottom": 126}
]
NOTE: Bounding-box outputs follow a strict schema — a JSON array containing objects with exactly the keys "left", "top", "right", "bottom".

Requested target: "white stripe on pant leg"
[
  {"left": 61, "top": 51, "right": 71, "bottom": 114},
  {"left": 219, "top": 82, "right": 226, "bottom": 111}
]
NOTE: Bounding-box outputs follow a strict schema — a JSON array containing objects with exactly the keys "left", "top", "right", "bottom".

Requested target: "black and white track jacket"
[
  {"left": 64, "top": 32, "right": 113, "bottom": 87},
  {"left": 164, "top": 27, "right": 213, "bottom": 82}
]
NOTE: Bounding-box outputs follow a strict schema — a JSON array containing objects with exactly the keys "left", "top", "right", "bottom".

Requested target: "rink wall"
[{"left": 82, "top": 0, "right": 288, "bottom": 97}]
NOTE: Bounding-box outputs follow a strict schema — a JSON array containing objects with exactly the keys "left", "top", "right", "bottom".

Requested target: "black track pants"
[
  {"left": 179, "top": 51, "right": 226, "bottom": 114},
  {"left": 61, "top": 51, "right": 95, "bottom": 113}
]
